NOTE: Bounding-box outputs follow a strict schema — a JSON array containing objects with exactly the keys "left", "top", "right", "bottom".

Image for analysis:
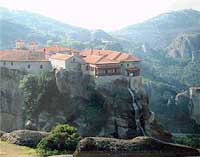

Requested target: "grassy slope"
[{"left": 0, "top": 141, "right": 40, "bottom": 157}]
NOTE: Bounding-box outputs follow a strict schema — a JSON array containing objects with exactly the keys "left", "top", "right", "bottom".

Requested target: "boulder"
[
  {"left": 1, "top": 130, "right": 49, "bottom": 147},
  {"left": 0, "top": 130, "right": 6, "bottom": 137},
  {"left": 74, "top": 136, "right": 200, "bottom": 157}
]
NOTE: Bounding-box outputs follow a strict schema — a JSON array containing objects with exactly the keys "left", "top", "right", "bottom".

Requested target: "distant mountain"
[
  {"left": 0, "top": 19, "right": 50, "bottom": 49},
  {"left": 91, "top": 29, "right": 113, "bottom": 41},
  {"left": 113, "top": 9, "right": 200, "bottom": 49},
  {"left": 0, "top": 7, "right": 92, "bottom": 49}
]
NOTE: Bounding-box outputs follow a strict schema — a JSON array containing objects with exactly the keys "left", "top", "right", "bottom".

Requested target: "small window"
[
  {"left": 86, "top": 65, "right": 89, "bottom": 71},
  {"left": 73, "top": 58, "right": 75, "bottom": 62},
  {"left": 11, "top": 62, "right": 13, "bottom": 66},
  {"left": 127, "top": 64, "right": 129, "bottom": 67},
  {"left": 121, "top": 64, "right": 123, "bottom": 66},
  {"left": 105, "top": 69, "right": 108, "bottom": 74},
  {"left": 3, "top": 62, "right": 6, "bottom": 65},
  {"left": 27, "top": 64, "right": 31, "bottom": 69},
  {"left": 40, "top": 65, "right": 43, "bottom": 69}
]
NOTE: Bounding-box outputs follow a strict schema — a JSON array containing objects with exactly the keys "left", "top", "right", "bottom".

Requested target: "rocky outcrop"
[
  {"left": 176, "top": 87, "right": 200, "bottom": 125},
  {"left": 144, "top": 80, "right": 200, "bottom": 133},
  {"left": 167, "top": 33, "right": 200, "bottom": 60},
  {"left": 0, "top": 130, "right": 5, "bottom": 137},
  {"left": 74, "top": 136, "right": 200, "bottom": 157},
  {"left": 0, "top": 67, "right": 171, "bottom": 141},
  {"left": 0, "top": 67, "right": 26, "bottom": 132},
  {"left": 1, "top": 130, "right": 49, "bottom": 148},
  {"left": 190, "top": 87, "right": 200, "bottom": 125}
]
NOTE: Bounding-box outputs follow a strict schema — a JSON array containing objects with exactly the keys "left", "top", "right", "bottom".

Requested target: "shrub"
[
  {"left": 37, "top": 124, "right": 81, "bottom": 156},
  {"left": 51, "top": 124, "right": 78, "bottom": 135},
  {"left": 173, "top": 135, "right": 200, "bottom": 148}
]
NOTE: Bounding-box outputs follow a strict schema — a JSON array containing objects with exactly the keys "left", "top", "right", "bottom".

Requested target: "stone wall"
[
  {"left": 120, "top": 62, "right": 140, "bottom": 76},
  {"left": 0, "top": 61, "right": 52, "bottom": 74},
  {"left": 94, "top": 75, "right": 123, "bottom": 88}
]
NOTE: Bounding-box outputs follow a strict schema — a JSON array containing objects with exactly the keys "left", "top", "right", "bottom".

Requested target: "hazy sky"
[{"left": 0, "top": 0, "right": 200, "bottom": 30}]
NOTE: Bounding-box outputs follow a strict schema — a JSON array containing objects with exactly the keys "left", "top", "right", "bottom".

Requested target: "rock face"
[
  {"left": 0, "top": 67, "right": 171, "bottom": 141},
  {"left": 0, "top": 67, "right": 26, "bottom": 132},
  {"left": 176, "top": 87, "right": 200, "bottom": 125},
  {"left": 54, "top": 70, "right": 171, "bottom": 141},
  {"left": 0, "top": 130, "right": 5, "bottom": 137},
  {"left": 167, "top": 33, "right": 200, "bottom": 60},
  {"left": 190, "top": 87, "right": 200, "bottom": 125},
  {"left": 1, "top": 130, "right": 49, "bottom": 148},
  {"left": 145, "top": 80, "right": 200, "bottom": 133},
  {"left": 74, "top": 136, "right": 200, "bottom": 157}
]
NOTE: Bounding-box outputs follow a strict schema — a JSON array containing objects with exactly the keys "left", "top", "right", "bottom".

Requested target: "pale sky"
[{"left": 0, "top": 0, "right": 200, "bottom": 31}]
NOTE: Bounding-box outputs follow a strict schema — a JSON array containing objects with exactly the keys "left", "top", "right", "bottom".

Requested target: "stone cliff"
[
  {"left": 145, "top": 81, "right": 200, "bottom": 133},
  {"left": 167, "top": 33, "right": 200, "bottom": 60},
  {"left": 176, "top": 87, "right": 200, "bottom": 125},
  {"left": 0, "top": 67, "right": 171, "bottom": 141},
  {"left": 0, "top": 67, "right": 26, "bottom": 132}
]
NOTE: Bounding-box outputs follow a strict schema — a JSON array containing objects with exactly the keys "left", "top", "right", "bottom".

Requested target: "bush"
[
  {"left": 173, "top": 135, "right": 200, "bottom": 148},
  {"left": 51, "top": 124, "right": 78, "bottom": 135},
  {"left": 37, "top": 124, "right": 81, "bottom": 156}
]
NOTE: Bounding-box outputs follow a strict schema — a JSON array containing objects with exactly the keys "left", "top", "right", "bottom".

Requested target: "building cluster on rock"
[{"left": 0, "top": 40, "right": 141, "bottom": 80}]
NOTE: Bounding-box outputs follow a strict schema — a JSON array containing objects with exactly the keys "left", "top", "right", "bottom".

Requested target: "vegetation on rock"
[
  {"left": 173, "top": 135, "right": 200, "bottom": 148},
  {"left": 37, "top": 124, "right": 81, "bottom": 156}
]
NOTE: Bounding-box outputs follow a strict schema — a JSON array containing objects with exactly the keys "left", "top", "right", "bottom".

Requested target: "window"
[
  {"left": 90, "top": 66, "right": 94, "bottom": 71},
  {"left": 27, "top": 64, "right": 31, "bottom": 69},
  {"left": 11, "top": 62, "right": 13, "bottom": 66},
  {"left": 40, "top": 65, "right": 43, "bottom": 69},
  {"left": 121, "top": 64, "right": 123, "bottom": 66},
  {"left": 105, "top": 69, "right": 108, "bottom": 74},
  {"left": 86, "top": 65, "right": 89, "bottom": 71},
  {"left": 127, "top": 64, "right": 129, "bottom": 67},
  {"left": 3, "top": 62, "right": 6, "bottom": 65},
  {"left": 73, "top": 58, "right": 75, "bottom": 62}
]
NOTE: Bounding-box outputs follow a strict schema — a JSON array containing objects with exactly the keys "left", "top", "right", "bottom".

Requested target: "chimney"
[
  {"left": 16, "top": 40, "right": 25, "bottom": 49},
  {"left": 91, "top": 48, "right": 93, "bottom": 55},
  {"left": 30, "top": 42, "right": 38, "bottom": 51}
]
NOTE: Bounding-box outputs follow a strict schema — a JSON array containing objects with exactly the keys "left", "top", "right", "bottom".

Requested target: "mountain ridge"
[{"left": 113, "top": 9, "right": 200, "bottom": 49}]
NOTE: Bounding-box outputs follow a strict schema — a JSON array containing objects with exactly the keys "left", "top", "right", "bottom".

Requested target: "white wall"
[
  {"left": 50, "top": 55, "right": 85, "bottom": 72},
  {"left": 65, "top": 56, "right": 83, "bottom": 72},
  {"left": 0, "top": 61, "right": 52, "bottom": 74},
  {"left": 50, "top": 59, "right": 66, "bottom": 69}
]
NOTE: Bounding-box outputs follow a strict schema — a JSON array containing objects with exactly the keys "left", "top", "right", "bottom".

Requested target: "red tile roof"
[
  {"left": 83, "top": 55, "right": 105, "bottom": 64},
  {"left": 50, "top": 53, "right": 73, "bottom": 61},
  {"left": 81, "top": 50, "right": 112, "bottom": 57},
  {"left": 40, "top": 46, "right": 79, "bottom": 54},
  {"left": 80, "top": 50, "right": 141, "bottom": 65},
  {"left": 0, "top": 50, "right": 47, "bottom": 61}
]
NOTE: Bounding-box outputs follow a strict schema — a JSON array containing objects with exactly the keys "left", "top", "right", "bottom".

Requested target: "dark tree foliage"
[{"left": 37, "top": 124, "right": 81, "bottom": 156}]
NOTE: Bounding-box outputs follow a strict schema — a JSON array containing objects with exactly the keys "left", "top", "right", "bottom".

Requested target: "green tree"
[{"left": 19, "top": 73, "right": 50, "bottom": 126}]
